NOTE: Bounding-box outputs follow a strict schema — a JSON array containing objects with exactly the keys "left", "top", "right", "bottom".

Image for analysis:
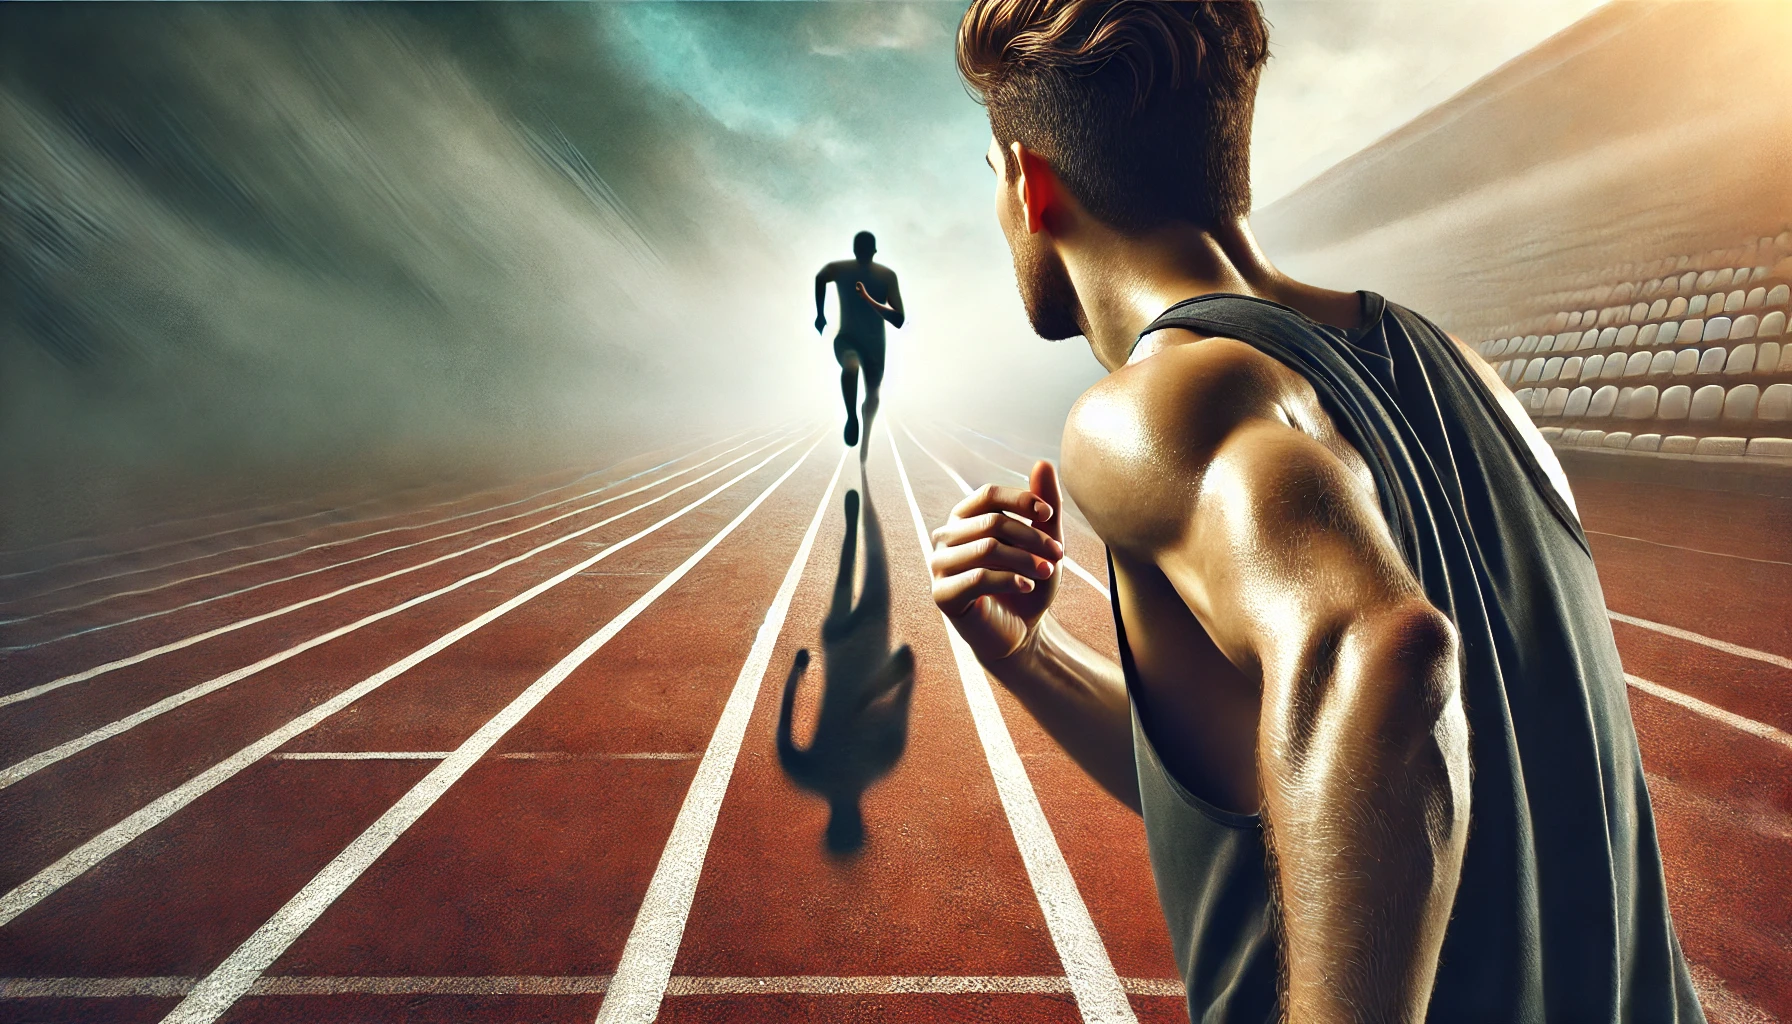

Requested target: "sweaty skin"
[{"left": 929, "top": 138, "right": 1578, "bottom": 1023}]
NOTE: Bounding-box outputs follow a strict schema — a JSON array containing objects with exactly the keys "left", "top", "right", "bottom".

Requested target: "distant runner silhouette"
[
  {"left": 776, "top": 472, "right": 914, "bottom": 853},
  {"left": 815, "top": 231, "right": 904, "bottom": 452}
]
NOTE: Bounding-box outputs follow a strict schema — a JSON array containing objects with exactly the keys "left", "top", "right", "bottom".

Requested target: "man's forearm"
[
  {"left": 988, "top": 615, "right": 1139, "bottom": 810},
  {"left": 814, "top": 279, "right": 826, "bottom": 319},
  {"left": 1263, "top": 605, "right": 1469, "bottom": 1023}
]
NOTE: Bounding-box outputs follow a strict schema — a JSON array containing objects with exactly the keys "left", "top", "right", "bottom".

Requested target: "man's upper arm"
[{"left": 1067, "top": 338, "right": 1441, "bottom": 681}]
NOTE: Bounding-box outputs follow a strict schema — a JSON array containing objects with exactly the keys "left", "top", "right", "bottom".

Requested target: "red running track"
[{"left": 0, "top": 415, "right": 1783, "bottom": 1023}]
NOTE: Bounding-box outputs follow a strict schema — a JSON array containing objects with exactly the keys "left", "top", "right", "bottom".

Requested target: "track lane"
[
  {"left": 0, "top": 431, "right": 793, "bottom": 790},
  {"left": 0, "top": 428, "right": 787, "bottom": 663},
  {"left": 894, "top": 421, "right": 1186, "bottom": 1023},
  {"left": 668, "top": 429, "right": 1085, "bottom": 1024},
  {"left": 156, "top": 436, "right": 829, "bottom": 1024},
  {"left": 0, "top": 430, "right": 757, "bottom": 624},
  {"left": 0, "top": 432, "right": 818, "bottom": 932}
]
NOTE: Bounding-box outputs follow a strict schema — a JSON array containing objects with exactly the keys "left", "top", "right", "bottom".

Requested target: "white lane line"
[
  {"left": 901, "top": 423, "right": 1109, "bottom": 599},
  {"left": 1608, "top": 610, "right": 1792, "bottom": 672},
  {"left": 888, "top": 429, "right": 1136, "bottom": 1024},
  {"left": 0, "top": 430, "right": 779, "bottom": 703},
  {"left": 1626, "top": 674, "right": 1792, "bottom": 752},
  {"left": 921, "top": 424, "right": 1792, "bottom": 755},
  {"left": 597, "top": 448, "right": 845, "bottom": 1024},
  {"left": 0, "top": 974, "right": 1186, "bottom": 999},
  {"left": 1584, "top": 530, "right": 1792, "bottom": 569},
  {"left": 0, "top": 433, "right": 818, "bottom": 929},
  {"left": 269, "top": 752, "right": 452, "bottom": 761},
  {"left": 2, "top": 430, "right": 756, "bottom": 621},
  {"left": 0, "top": 488, "right": 422, "bottom": 584},
  {"left": 499, "top": 751, "right": 699, "bottom": 761},
  {"left": 0, "top": 429, "right": 784, "bottom": 656},
  {"left": 0, "top": 432, "right": 799, "bottom": 792},
  {"left": 161, "top": 437, "right": 827, "bottom": 1024},
  {"left": 0, "top": 433, "right": 797, "bottom": 790}
]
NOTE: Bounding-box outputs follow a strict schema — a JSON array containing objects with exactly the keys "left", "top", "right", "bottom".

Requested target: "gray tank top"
[{"left": 1114, "top": 293, "right": 1705, "bottom": 1024}]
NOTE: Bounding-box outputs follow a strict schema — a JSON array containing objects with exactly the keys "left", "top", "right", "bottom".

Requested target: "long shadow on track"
[{"left": 776, "top": 466, "right": 915, "bottom": 855}]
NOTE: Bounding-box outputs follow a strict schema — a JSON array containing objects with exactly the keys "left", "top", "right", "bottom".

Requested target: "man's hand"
[
  {"left": 814, "top": 314, "right": 827, "bottom": 334},
  {"left": 855, "top": 281, "right": 896, "bottom": 316},
  {"left": 929, "top": 460, "right": 1065, "bottom": 666}
]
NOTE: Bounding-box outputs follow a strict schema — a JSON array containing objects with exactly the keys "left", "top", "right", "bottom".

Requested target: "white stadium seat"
[
  {"left": 1560, "top": 428, "right": 1582, "bottom": 444},
  {"left": 1530, "top": 388, "right": 1549, "bottom": 412},
  {"left": 1695, "top": 436, "right": 1747, "bottom": 456},
  {"left": 1598, "top": 327, "right": 1619, "bottom": 348},
  {"left": 1604, "top": 354, "right": 1631, "bottom": 380},
  {"left": 1726, "top": 289, "right": 1746, "bottom": 312},
  {"left": 1648, "top": 299, "right": 1668, "bottom": 320},
  {"left": 1621, "top": 385, "right": 1660, "bottom": 419},
  {"left": 1603, "top": 432, "right": 1633, "bottom": 448},
  {"left": 1562, "top": 383, "right": 1591, "bottom": 416},
  {"left": 1541, "top": 357, "right": 1563, "bottom": 383},
  {"left": 1708, "top": 291, "right": 1726, "bottom": 313},
  {"left": 1525, "top": 334, "right": 1543, "bottom": 351},
  {"left": 1544, "top": 387, "right": 1571, "bottom": 416},
  {"left": 1688, "top": 295, "right": 1709, "bottom": 317},
  {"left": 1616, "top": 324, "right": 1639, "bottom": 347},
  {"left": 1655, "top": 321, "right": 1679, "bottom": 345},
  {"left": 1667, "top": 296, "right": 1689, "bottom": 318},
  {"left": 1761, "top": 311, "right": 1786, "bottom": 337},
  {"left": 1580, "top": 354, "right": 1605, "bottom": 380},
  {"left": 1676, "top": 320, "right": 1704, "bottom": 344},
  {"left": 1746, "top": 287, "right": 1767, "bottom": 309},
  {"left": 1680, "top": 272, "right": 1698, "bottom": 293},
  {"left": 1688, "top": 384, "right": 1726, "bottom": 420},
  {"left": 1631, "top": 302, "right": 1649, "bottom": 322},
  {"left": 1638, "top": 324, "right": 1662, "bottom": 347},
  {"left": 1648, "top": 350, "right": 1676, "bottom": 377},
  {"left": 1539, "top": 426, "right": 1563, "bottom": 441},
  {"left": 1552, "top": 312, "right": 1571, "bottom": 332},
  {"left": 1578, "top": 430, "right": 1606, "bottom": 447},
  {"left": 1514, "top": 388, "right": 1533, "bottom": 408},
  {"left": 1566, "top": 310, "right": 1583, "bottom": 329},
  {"left": 1758, "top": 341, "right": 1781, "bottom": 373},
  {"left": 1768, "top": 284, "right": 1791, "bottom": 307},
  {"left": 1629, "top": 433, "right": 1662, "bottom": 452},
  {"left": 1581, "top": 329, "right": 1600, "bottom": 350},
  {"left": 1715, "top": 268, "right": 1735, "bottom": 289},
  {"left": 1747, "top": 437, "right": 1792, "bottom": 458},
  {"left": 1523, "top": 358, "right": 1546, "bottom": 382},
  {"left": 1696, "top": 347, "right": 1727, "bottom": 374},
  {"left": 1731, "top": 314, "right": 1759, "bottom": 340},
  {"left": 1622, "top": 351, "right": 1652, "bottom": 377},
  {"left": 1697, "top": 269, "right": 1718, "bottom": 291},
  {"left": 1752, "top": 266, "right": 1771, "bottom": 283},
  {"left": 1724, "top": 384, "right": 1760, "bottom": 421},
  {"left": 1588, "top": 385, "right": 1620, "bottom": 418},
  {"left": 1615, "top": 282, "right": 1636, "bottom": 302},
  {"left": 1661, "top": 435, "right": 1698, "bottom": 454},
  {"left": 1704, "top": 317, "right": 1732, "bottom": 341},
  {"left": 1673, "top": 349, "right": 1702, "bottom": 375},
  {"left": 1781, "top": 345, "right": 1792, "bottom": 373},
  {"left": 1725, "top": 344, "right": 1757, "bottom": 375},
  {"left": 1561, "top": 356, "right": 1583, "bottom": 383}
]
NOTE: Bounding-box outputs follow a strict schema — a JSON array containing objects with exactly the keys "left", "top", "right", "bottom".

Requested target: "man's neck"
[{"left": 1059, "top": 216, "right": 1281, "bottom": 371}]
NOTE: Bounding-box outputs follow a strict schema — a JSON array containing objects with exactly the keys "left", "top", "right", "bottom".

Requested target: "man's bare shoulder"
[
  {"left": 1062, "top": 331, "right": 1309, "bottom": 551},
  {"left": 818, "top": 259, "right": 853, "bottom": 277}
]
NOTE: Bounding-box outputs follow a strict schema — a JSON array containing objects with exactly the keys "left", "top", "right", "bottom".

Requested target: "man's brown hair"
[{"left": 957, "top": 0, "right": 1269, "bottom": 233}]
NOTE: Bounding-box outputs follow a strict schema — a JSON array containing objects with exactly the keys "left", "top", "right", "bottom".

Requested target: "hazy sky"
[{"left": 604, "top": 0, "right": 1613, "bottom": 425}]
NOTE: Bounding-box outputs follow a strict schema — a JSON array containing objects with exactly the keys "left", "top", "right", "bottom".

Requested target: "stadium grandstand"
[{"left": 1254, "top": 0, "right": 1792, "bottom": 477}]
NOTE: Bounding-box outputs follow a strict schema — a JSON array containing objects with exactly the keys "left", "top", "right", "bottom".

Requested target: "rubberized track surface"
[{"left": 0, "top": 417, "right": 1784, "bottom": 1023}]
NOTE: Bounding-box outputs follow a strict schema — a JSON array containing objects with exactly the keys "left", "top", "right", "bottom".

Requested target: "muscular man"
[
  {"left": 816, "top": 231, "right": 904, "bottom": 448},
  {"left": 931, "top": 3, "right": 1703, "bottom": 1021}
]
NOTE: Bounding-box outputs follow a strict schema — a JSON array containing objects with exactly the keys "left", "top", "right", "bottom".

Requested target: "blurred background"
[{"left": 11, "top": 0, "right": 1739, "bottom": 548}]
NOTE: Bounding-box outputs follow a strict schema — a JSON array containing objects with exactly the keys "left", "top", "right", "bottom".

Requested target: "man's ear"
[{"left": 1009, "top": 141, "right": 1057, "bottom": 235}]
